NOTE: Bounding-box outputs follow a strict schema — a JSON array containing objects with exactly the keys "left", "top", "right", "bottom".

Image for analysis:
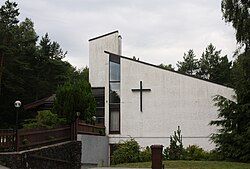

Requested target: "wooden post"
[
  {"left": 75, "top": 116, "right": 79, "bottom": 140},
  {"left": 151, "top": 145, "right": 164, "bottom": 169},
  {"left": 70, "top": 122, "right": 74, "bottom": 141}
]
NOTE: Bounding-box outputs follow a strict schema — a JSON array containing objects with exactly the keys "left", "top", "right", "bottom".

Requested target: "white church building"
[{"left": 88, "top": 30, "right": 234, "bottom": 154}]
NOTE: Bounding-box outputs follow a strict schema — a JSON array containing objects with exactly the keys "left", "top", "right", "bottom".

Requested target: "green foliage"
[
  {"left": 164, "top": 144, "right": 222, "bottom": 161},
  {"left": 221, "top": 0, "right": 250, "bottom": 49},
  {"left": 177, "top": 49, "right": 198, "bottom": 75},
  {"left": 111, "top": 139, "right": 140, "bottom": 165},
  {"left": 139, "top": 146, "right": 151, "bottom": 162},
  {"left": 207, "top": 150, "right": 224, "bottom": 161},
  {"left": 196, "top": 44, "right": 232, "bottom": 85},
  {"left": 113, "top": 160, "right": 250, "bottom": 169},
  {"left": 164, "top": 45, "right": 232, "bottom": 86},
  {"left": 0, "top": 1, "right": 76, "bottom": 128},
  {"left": 210, "top": 94, "right": 250, "bottom": 162},
  {"left": 53, "top": 80, "right": 96, "bottom": 122},
  {"left": 23, "top": 110, "right": 66, "bottom": 129},
  {"left": 209, "top": 1, "right": 250, "bottom": 161},
  {"left": 159, "top": 63, "right": 175, "bottom": 71},
  {"left": 184, "top": 145, "right": 209, "bottom": 161},
  {"left": 166, "top": 126, "right": 184, "bottom": 160}
]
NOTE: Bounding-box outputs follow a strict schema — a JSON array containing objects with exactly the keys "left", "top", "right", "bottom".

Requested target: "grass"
[{"left": 113, "top": 160, "right": 250, "bottom": 169}]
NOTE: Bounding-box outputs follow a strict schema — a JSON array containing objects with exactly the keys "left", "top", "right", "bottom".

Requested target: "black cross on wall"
[{"left": 131, "top": 81, "right": 151, "bottom": 112}]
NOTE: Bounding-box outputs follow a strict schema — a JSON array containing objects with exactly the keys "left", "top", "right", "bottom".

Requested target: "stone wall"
[{"left": 0, "top": 141, "right": 81, "bottom": 169}]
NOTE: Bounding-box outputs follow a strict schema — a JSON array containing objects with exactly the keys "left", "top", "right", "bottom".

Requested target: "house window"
[
  {"left": 109, "top": 54, "right": 120, "bottom": 134},
  {"left": 110, "top": 111, "right": 120, "bottom": 132},
  {"left": 110, "top": 83, "right": 120, "bottom": 103},
  {"left": 110, "top": 62, "right": 120, "bottom": 81},
  {"left": 92, "top": 87, "right": 105, "bottom": 125}
]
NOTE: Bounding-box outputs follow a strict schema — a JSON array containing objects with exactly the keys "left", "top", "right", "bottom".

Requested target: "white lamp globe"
[{"left": 14, "top": 100, "right": 21, "bottom": 108}]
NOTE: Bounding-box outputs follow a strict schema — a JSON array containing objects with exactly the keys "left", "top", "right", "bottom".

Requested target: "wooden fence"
[
  {"left": 0, "top": 119, "right": 105, "bottom": 152},
  {"left": 0, "top": 129, "right": 15, "bottom": 151},
  {"left": 77, "top": 120, "right": 105, "bottom": 136}
]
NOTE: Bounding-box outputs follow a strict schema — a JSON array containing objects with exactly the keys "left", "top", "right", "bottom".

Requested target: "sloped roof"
[
  {"left": 89, "top": 30, "right": 119, "bottom": 41},
  {"left": 104, "top": 51, "right": 233, "bottom": 89},
  {"left": 24, "top": 94, "right": 56, "bottom": 110}
]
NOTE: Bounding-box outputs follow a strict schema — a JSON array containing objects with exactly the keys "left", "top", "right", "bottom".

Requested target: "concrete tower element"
[{"left": 89, "top": 31, "right": 121, "bottom": 87}]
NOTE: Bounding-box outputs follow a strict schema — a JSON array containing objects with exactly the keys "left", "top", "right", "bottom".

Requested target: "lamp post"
[
  {"left": 14, "top": 100, "right": 21, "bottom": 151},
  {"left": 76, "top": 112, "right": 80, "bottom": 118},
  {"left": 75, "top": 112, "right": 80, "bottom": 140},
  {"left": 92, "top": 116, "right": 96, "bottom": 125}
]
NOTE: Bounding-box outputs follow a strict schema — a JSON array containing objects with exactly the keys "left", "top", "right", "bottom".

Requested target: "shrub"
[
  {"left": 163, "top": 147, "right": 170, "bottom": 160},
  {"left": 111, "top": 138, "right": 140, "bottom": 165},
  {"left": 184, "top": 145, "right": 209, "bottom": 160},
  {"left": 23, "top": 110, "right": 66, "bottom": 129},
  {"left": 140, "top": 146, "right": 151, "bottom": 162},
  {"left": 207, "top": 149, "right": 224, "bottom": 161}
]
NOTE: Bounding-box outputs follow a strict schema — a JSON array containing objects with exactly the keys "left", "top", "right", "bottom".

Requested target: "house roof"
[
  {"left": 89, "top": 30, "right": 119, "bottom": 42},
  {"left": 24, "top": 94, "right": 56, "bottom": 110},
  {"left": 104, "top": 51, "right": 233, "bottom": 89}
]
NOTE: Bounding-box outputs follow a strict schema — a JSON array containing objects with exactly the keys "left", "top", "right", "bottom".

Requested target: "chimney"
[{"left": 118, "top": 35, "right": 122, "bottom": 55}]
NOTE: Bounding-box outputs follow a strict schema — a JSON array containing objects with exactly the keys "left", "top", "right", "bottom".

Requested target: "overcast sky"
[{"left": 13, "top": 0, "right": 237, "bottom": 69}]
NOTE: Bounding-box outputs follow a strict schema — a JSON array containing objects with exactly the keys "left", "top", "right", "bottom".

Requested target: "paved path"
[
  {"left": 83, "top": 168, "right": 149, "bottom": 169},
  {"left": 0, "top": 165, "right": 9, "bottom": 169}
]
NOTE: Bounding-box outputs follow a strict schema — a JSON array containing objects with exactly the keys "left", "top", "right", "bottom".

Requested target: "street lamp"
[
  {"left": 76, "top": 112, "right": 80, "bottom": 117},
  {"left": 14, "top": 100, "right": 21, "bottom": 128},
  {"left": 14, "top": 100, "right": 21, "bottom": 151},
  {"left": 92, "top": 116, "right": 96, "bottom": 125}
]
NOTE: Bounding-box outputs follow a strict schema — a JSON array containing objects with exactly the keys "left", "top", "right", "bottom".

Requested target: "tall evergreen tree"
[
  {"left": 210, "top": 0, "right": 250, "bottom": 162},
  {"left": 196, "top": 44, "right": 231, "bottom": 85},
  {"left": 0, "top": 0, "right": 19, "bottom": 95},
  {"left": 177, "top": 49, "right": 198, "bottom": 75},
  {"left": 221, "top": 0, "right": 250, "bottom": 50},
  {"left": 0, "top": 1, "right": 76, "bottom": 128},
  {"left": 53, "top": 79, "right": 96, "bottom": 123}
]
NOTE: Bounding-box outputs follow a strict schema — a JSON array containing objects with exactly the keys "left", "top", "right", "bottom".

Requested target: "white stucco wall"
[
  {"left": 108, "top": 58, "right": 234, "bottom": 150},
  {"left": 89, "top": 32, "right": 120, "bottom": 87},
  {"left": 88, "top": 32, "right": 122, "bottom": 137}
]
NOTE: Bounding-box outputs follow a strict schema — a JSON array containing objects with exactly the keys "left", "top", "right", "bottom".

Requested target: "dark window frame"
[
  {"left": 92, "top": 87, "right": 105, "bottom": 125},
  {"left": 109, "top": 54, "right": 121, "bottom": 134}
]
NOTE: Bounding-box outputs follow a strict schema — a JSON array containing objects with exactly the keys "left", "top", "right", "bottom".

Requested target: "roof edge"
[
  {"left": 89, "top": 30, "right": 119, "bottom": 41},
  {"left": 104, "top": 51, "right": 234, "bottom": 89}
]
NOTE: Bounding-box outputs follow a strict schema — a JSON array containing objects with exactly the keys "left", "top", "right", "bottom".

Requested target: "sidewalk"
[
  {"left": 0, "top": 165, "right": 9, "bottom": 169},
  {"left": 85, "top": 168, "right": 149, "bottom": 169}
]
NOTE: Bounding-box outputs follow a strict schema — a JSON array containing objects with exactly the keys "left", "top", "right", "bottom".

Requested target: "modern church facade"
[{"left": 89, "top": 31, "right": 234, "bottom": 154}]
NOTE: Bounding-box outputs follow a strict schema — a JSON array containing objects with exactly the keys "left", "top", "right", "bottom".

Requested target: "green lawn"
[{"left": 113, "top": 160, "right": 250, "bottom": 169}]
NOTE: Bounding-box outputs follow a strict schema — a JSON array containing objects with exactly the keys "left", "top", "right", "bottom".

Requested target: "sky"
[{"left": 12, "top": 0, "right": 237, "bottom": 69}]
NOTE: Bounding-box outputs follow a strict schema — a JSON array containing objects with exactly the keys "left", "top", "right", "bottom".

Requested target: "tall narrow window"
[
  {"left": 110, "top": 111, "right": 120, "bottom": 132},
  {"left": 109, "top": 54, "right": 120, "bottom": 134}
]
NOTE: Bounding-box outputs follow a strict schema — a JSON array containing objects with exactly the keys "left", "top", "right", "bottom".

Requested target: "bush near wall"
[
  {"left": 111, "top": 139, "right": 152, "bottom": 165},
  {"left": 111, "top": 139, "right": 140, "bottom": 165},
  {"left": 23, "top": 110, "right": 66, "bottom": 129},
  {"left": 139, "top": 146, "right": 151, "bottom": 162},
  {"left": 163, "top": 144, "right": 223, "bottom": 161},
  {"left": 112, "top": 139, "right": 223, "bottom": 165},
  {"left": 184, "top": 145, "right": 209, "bottom": 160}
]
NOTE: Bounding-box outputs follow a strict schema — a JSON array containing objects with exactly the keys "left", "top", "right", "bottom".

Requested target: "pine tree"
[
  {"left": 210, "top": 0, "right": 250, "bottom": 162},
  {"left": 168, "top": 126, "right": 184, "bottom": 160},
  {"left": 177, "top": 49, "right": 198, "bottom": 75}
]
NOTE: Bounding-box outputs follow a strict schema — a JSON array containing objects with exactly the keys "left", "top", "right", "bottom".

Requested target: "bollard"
[{"left": 150, "top": 145, "right": 164, "bottom": 169}]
